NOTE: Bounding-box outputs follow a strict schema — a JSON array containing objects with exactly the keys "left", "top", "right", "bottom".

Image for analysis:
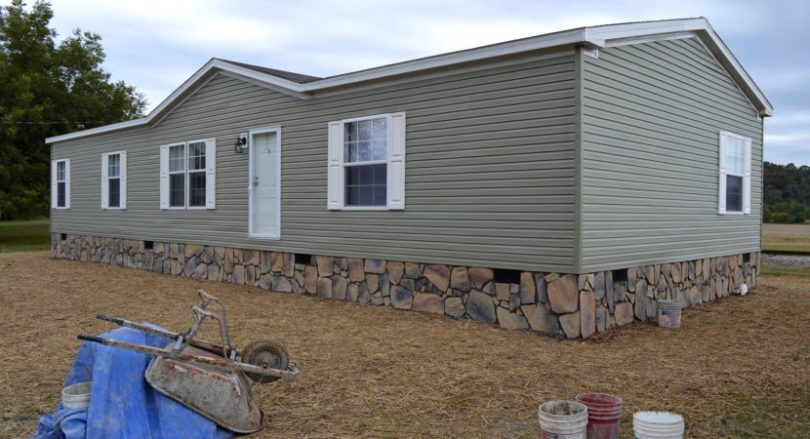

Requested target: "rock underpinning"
[{"left": 51, "top": 234, "right": 760, "bottom": 340}]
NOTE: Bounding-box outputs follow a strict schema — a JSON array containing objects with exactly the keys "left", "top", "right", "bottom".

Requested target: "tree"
[
  {"left": 763, "top": 161, "right": 810, "bottom": 224},
  {"left": 0, "top": 0, "right": 145, "bottom": 219}
]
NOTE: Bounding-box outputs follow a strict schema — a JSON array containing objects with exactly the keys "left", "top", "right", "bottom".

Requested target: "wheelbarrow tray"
[{"left": 146, "top": 344, "right": 265, "bottom": 434}]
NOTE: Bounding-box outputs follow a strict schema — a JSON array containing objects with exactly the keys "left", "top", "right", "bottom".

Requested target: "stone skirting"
[{"left": 50, "top": 234, "right": 760, "bottom": 340}]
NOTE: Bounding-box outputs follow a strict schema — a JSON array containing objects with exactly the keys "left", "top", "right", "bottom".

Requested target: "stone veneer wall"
[{"left": 51, "top": 234, "right": 760, "bottom": 340}]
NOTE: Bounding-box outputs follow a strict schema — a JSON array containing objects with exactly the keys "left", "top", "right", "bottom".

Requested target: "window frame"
[
  {"left": 166, "top": 142, "right": 188, "bottom": 210},
  {"left": 164, "top": 139, "right": 210, "bottom": 210},
  {"left": 328, "top": 112, "right": 405, "bottom": 211},
  {"left": 54, "top": 159, "right": 69, "bottom": 209},
  {"left": 186, "top": 139, "right": 208, "bottom": 210},
  {"left": 341, "top": 114, "right": 390, "bottom": 209},
  {"left": 718, "top": 131, "right": 752, "bottom": 216},
  {"left": 102, "top": 151, "right": 125, "bottom": 210}
]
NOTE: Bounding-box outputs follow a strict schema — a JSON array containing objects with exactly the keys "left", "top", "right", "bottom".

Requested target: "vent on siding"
[
  {"left": 294, "top": 253, "right": 312, "bottom": 265},
  {"left": 743, "top": 253, "right": 750, "bottom": 263},
  {"left": 60, "top": 233, "right": 67, "bottom": 241},
  {"left": 144, "top": 240, "right": 154, "bottom": 250},
  {"left": 493, "top": 268, "right": 521, "bottom": 284}
]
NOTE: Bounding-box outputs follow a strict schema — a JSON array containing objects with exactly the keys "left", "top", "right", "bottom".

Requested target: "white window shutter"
[
  {"left": 51, "top": 160, "right": 58, "bottom": 209},
  {"left": 718, "top": 133, "right": 727, "bottom": 214},
  {"left": 101, "top": 153, "right": 109, "bottom": 209},
  {"left": 160, "top": 145, "right": 169, "bottom": 209},
  {"left": 327, "top": 120, "right": 344, "bottom": 210},
  {"left": 742, "top": 138, "right": 752, "bottom": 215},
  {"left": 119, "top": 151, "right": 127, "bottom": 209},
  {"left": 64, "top": 159, "right": 71, "bottom": 209},
  {"left": 205, "top": 138, "right": 216, "bottom": 209},
  {"left": 387, "top": 112, "right": 406, "bottom": 210}
]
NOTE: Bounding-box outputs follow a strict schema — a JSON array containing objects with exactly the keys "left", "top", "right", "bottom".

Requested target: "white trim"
[
  {"left": 101, "top": 150, "right": 126, "bottom": 210},
  {"left": 166, "top": 142, "right": 187, "bottom": 209},
  {"left": 327, "top": 112, "right": 407, "bottom": 211},
  {"left": 602, "top": 31, "right": 696, "bottom": 47},
  {"left": 52, "top": 159, "right": 70, "bottom": 209},
  {"left": 248, "top": 126, "right": 282, "bottom": 240},
  {"left": 45, "top": 18, "right": 772, "bottom": 144},
  {"left": 718, "top": 130, "right": 752, "bottom": 216}
]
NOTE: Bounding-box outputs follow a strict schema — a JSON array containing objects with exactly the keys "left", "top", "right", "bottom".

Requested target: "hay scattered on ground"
[{"left": 1, "top": 252, "right": 808, "bottom": 438}]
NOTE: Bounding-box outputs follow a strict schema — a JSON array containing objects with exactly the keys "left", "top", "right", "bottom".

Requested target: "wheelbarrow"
[{"left": 78, "top": 290, "right": 299, "bottom": 433}]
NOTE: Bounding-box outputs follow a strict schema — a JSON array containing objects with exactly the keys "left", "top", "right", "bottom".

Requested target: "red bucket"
[{"left": 575, "top": 392, "right": 623, "bottom": 439}]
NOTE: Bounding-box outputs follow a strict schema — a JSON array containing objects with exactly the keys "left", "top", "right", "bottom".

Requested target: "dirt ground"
[{"left": 1, "top": 252, "right": 808, "bottom": 438}]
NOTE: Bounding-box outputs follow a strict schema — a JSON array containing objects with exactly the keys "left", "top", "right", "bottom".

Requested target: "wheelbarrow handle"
[
  {"left": 95, "top": 313, "right": 239, "bottom": 358},
  {"left": 77, "top": 334, "right": 297, "bottom": 380}
]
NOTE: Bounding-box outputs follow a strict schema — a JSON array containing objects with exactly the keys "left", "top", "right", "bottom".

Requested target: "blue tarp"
[{"left": 33, "top": 326, "right": 232, "bottom": 439}]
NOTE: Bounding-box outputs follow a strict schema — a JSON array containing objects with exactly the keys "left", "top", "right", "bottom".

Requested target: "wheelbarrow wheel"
[{"left": 242, "top": 338, "right": 290, "bottom": 383}]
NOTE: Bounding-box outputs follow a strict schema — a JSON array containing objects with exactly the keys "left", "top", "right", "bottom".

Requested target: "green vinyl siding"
[
  {"left": 579, "top": 38, "right": 763, "bottom": 272},
  {"left": 51, "top": 53, "right": 578, "bottom": 272}
]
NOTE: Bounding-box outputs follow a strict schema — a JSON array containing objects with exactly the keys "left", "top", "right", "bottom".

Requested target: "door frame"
[{"left": 248, "top": 126, "right": 282, "bottom": 240}]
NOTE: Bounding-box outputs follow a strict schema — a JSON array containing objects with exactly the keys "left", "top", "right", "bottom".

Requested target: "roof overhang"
[{"left": 46, "top": 17, "right": 771, "bottom": 144}]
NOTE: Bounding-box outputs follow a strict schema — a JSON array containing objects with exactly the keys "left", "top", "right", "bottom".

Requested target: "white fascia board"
[
  {"left": 46, "top": 18, "right": 771, "bottom": 144},
  {"left": 583, "top": 17, "right": 772, "bottom": 117}
]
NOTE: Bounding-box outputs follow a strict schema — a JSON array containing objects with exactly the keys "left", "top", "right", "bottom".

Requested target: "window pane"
[
  {"left": 170, "top": 174, "right": 185, "bottom": 207},
  {"left": 725, "top": 137, "right": 745, "bottom": 175},
  {"left": 345, "top": 121, "right": 357, "bottom": 142},
  {"left": 358, "top": 119, "right": 372, "bottom": 140},
  {"left": 169, "top": 145, "right": 185, "bottom": 172},
  {"left": 345, "top": 164, "right": 386, "bottom": 206},
  {"left": 371, "top": 139, "right": 387, "bottom": 161},
  {"left": 345, "top": 142, "right": 356, "bottom": 162},
  {"left": 108, "top": 178, "right": 120, "bottom": 207},
  {"left": 188, "top": 141, "right": 206, "bottom": 170},
  {"left": 356, "top": 141, "right": 371, "bottom": 161},
  {"left": 57, "top": 182, "right": 66, "bottom": 207},
  {"left": 57, "top": 161, "right": 65, "bottom": 181},
  {"left": 189, "top": 171, "right": 207, "bottom": 207},
  {"left": 726, "top": 175, "right": 743, "bottom": 212},
  {"left": 371, "top": 117, "right": 386, "bottom": 140},
  {"left": 108, "top": 154, "right": 120, "bottom": 177}
]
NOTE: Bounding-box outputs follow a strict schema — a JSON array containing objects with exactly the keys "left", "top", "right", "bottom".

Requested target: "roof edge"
[{"left": 46, "top": 17, "right": 771, "bottom": 144}]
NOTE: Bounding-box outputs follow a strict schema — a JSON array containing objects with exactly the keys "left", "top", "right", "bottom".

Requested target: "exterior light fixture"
[{"left": 234, "top": 134, "right": 247, "bottom": 153}]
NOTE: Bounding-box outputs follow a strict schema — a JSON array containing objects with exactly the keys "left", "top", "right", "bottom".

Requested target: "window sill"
[
  {"left": 329, "top": 206, "right": 401, "bottom": 211},
  {"left": 249, "top": 233, "right": 281, "bottom": 240},
  {"left": 720, "top": 211, "right": 746, "bottom": 216},
  {"left": 53, "top": 207, "right": 69, "bottom": 210}
]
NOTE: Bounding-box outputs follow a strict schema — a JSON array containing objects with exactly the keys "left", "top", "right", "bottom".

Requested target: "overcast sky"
[{"left": 9, "top": 0, "right": 809, "bottom": 164}]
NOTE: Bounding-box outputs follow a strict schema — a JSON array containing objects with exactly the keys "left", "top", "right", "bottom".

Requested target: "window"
[
  {"left": 188, "top": 141, "right": 207, "bottom": 207},
  {"left": 169, "top": 143, "right": 186, "bottom": 207},
  {"left": 160, "top": 139, "right": 216, "bottom": 210},
  {"left": 101, "top": 152, "right": 126, "bottom": 209},
  {"left": 344, "top": 117, "right": 387, "bottom": 206},
  {"left": 51, "top": 159, "right": 70, "bottom": 209},
  {"left": 327, "top": 113, "right": 406, "bottom": 210},
  {"left": 719, "top": 131, "right": 752, "bottom": 215}
]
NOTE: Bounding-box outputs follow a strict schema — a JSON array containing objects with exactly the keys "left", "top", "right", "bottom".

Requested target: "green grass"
[
  {"left": 762, "top": 224, "right": 810, "bottom": 254},
  {"left": 0, "top": 219, "right": 50, "bottom": 253},
  {"left": 761, "top": 266, "right": 810, "bottom": 278}
]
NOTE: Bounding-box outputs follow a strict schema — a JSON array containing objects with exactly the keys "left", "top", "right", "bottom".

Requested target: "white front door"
[{"left": 249, "top": 128, "right": 281, "bottom": 239}]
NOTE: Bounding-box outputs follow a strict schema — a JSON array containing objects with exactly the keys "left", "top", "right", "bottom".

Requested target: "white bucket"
[
  {"left": 538, "top": 400, "right": 588, "bottom": 438},
  {"left": 61, "top": 382, "right": 92, "bottom": 409},
  {"left": 633, "top": 411, "right": 684, "bottom": 439}
]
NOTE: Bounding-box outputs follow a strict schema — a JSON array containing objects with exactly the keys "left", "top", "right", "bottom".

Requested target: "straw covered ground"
[{"left": 1, "top": 252, "right": 808, "bottom": 438}]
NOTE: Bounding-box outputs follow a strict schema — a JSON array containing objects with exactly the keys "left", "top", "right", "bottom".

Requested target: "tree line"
[
  {"left": 763, "top": 161, "right": 810, "bottom": 224},
  {"left": 0, "top": 0, "right": 145, "bottom": 219}
]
